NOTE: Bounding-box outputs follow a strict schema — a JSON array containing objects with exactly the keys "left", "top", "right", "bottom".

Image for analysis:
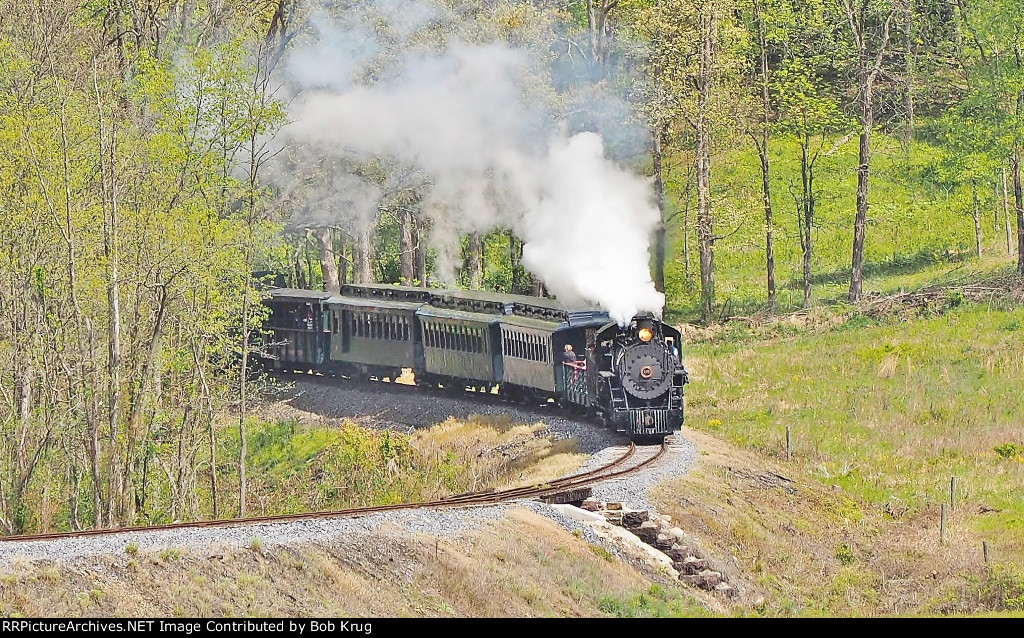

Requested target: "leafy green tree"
[{"left": 956, "top": 0, "right": 1024, "bottom": 274}]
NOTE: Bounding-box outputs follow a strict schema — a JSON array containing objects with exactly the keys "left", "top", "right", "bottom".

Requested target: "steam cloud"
[{"left": 277, "top": 1, "right": 665, "bottom": 324}]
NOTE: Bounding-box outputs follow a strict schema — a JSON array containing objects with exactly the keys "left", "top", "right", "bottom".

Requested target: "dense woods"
[{"left": 0, "top": 0, "right": 1022, "bottom": 536}]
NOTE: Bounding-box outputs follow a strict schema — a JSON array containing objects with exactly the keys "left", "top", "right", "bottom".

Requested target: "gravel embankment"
[{"left": 0, "top": 506, "right": 512, "bottom": 567}]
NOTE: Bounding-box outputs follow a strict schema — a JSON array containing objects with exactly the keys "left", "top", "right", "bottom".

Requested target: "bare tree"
[{"left": 843, "top": 0, "right": 897, "bottom": 302}]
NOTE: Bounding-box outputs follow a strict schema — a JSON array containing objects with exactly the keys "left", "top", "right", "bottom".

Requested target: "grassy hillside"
[{"left": 667, "top": 263, "right": 1024, "bottom": 614}]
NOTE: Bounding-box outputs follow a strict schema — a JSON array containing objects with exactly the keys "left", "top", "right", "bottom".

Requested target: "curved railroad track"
[{"left": 0, "top": 442, "right": 667, "bottom": 544}]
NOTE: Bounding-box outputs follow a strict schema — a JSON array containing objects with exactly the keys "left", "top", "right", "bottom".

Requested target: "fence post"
[
  {"left": 786, "top": 425, "right": 791, "bottom": 460},
  {"left": 950, "top": 476, "right": 957, "bottom": 510},
  {"left": 940, "top": 504, "right": 947, "bottom": 544}
]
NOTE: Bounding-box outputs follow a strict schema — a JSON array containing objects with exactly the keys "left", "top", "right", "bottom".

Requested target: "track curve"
[{"left": 0, "top": 442, "right": 667, "bottom": 544}]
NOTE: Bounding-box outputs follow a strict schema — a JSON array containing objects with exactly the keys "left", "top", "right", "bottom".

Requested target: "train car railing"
[
  {"left": 268, "top": 326, "right": 328, "bottom": 365},
  {"left": 562, "top": 360, "right": 588, "bottom": 405}
]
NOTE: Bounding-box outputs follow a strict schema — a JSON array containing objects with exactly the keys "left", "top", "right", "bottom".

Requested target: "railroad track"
[{"left": 0, "top": 442, "right": 667, "bottom": 544}]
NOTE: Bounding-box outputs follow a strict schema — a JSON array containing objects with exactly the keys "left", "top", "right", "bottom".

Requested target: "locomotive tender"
[{"left": 260, "top": 284, "right": 688, "bottom": 441}]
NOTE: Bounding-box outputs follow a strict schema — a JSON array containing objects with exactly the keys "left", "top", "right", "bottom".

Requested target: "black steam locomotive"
[{"left": 258, "top": 284, "right": 688, "bottom": 441}]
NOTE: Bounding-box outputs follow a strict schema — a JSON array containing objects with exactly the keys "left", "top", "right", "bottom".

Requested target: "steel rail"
[{"left": 0, "top": 442, "right": 667, "bottom": 543}]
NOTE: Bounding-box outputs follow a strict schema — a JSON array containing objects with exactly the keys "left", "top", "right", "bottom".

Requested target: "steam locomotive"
[{"left": 258, "top": 284, "right": 688, "bottom": 441}]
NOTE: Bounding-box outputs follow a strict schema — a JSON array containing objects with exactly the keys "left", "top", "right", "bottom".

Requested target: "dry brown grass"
[
  {"left": 411, "top": 416, "right": 587, "bottom": 491},
  {"left": 652, "top": 427, "right": 1001, "bottom": 616},
  {"left": 0, "top": 509, "right": 679, "bottom": 618}
]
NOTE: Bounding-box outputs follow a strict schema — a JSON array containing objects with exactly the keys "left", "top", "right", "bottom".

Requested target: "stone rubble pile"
[{"left": 580, "top": 497, "right": 736, "bottom": 598}]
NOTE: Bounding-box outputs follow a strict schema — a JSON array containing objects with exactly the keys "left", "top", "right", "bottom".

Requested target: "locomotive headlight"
[{"left": 638, "top": 327, "right": 654, "bottom": 342}]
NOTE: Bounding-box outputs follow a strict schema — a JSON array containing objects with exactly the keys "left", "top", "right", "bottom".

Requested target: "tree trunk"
[
  {"left": 414, "top": 218, "right": 427, "bottom": 286},
  {"left": 696, "top": 7, "right": 717, "bottom": 321},
  {"left": 193, "top": 343, "right": 217, "bottom": 519},
  {"left": 531, "top": 277, "right": 546, "bottom": 297},
  {"left": 995, "top": 178, "right": 1001, "bottom": 230},
  {"left": 849, "top": 90, "right": 873, "bottom": 302},
  {"left": 652, "top": 125, "right": 667, "bottom": 295},
  {"left": 399, "top": 208, "right": 416, "bottom": 285},
  {"left": 292, "top": 247, "right": 305, "bottom": 289},
  {"left": 585, "top": 0, "right": 616, "bottom": 81},
  {"left": 800, "top": 135, "right": 815, "bottom": 308},
  {"left": 1004, "top": 165, "right": 1013, "bottom": 254},
  {"left": 1014, "top": 150, "right": 1024, "bottom": 276},
  {"left": 845, "top": 3, "right": 894, "bottom": 302},
  {"left": 467, "top": 232, "right": 484, "bottom": 289},
  {"left": 510, "top": 233, "right": 526, "bottom": 294},
  {"left": 683, "top": 197, "right": 691, "bottom": 286},
  {"left": 238, "top": 267, "right": 250, "bottom": 518},
  {"left": 355, "top": 225, "right": 374, "bottom": 284},
  {"left": 316, "top": 227, "right": 341, "bottom": 293},
  {"left": 336, "top": 233, "right": 348, "bottom": 287},
  {"left": 972, "top": 183, "right": 983, "bottom": 259},
  {"left": 903, "top": 0, "right": 914, "bottom": 153},
  {"left": 753, "top": 0, "right": 775, "bottom": 313}
]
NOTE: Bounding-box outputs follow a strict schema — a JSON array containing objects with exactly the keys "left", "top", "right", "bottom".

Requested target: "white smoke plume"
[{"left": 277, "top": 0, "right": 664, "bottom": 324}]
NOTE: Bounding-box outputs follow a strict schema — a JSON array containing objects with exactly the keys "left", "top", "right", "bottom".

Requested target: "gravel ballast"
[{"left": 268, "top": 375, "right": 628, "bottom": 453}]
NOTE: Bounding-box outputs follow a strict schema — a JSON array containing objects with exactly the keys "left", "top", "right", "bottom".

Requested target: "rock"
[
  {"left": 601, "top": 510, "right": 624, "bottom": 525},
  {"left": 658, "top": 514, "right": 672, "bottom": 524},
  {"left": 654, "top": 534, "right": 674, "bottom": 550},
  {"left": 714, "top": 582, "right": 737, "bottom": 598},
  {"left": 605, "top": 502, "right": 624, "bottom": 511},
  {"left": 680, "top": 569, "right": 724, "bottom": 590},
  {"left": 679, "top": 556, "right": 708, "bottom": 575},
  {"left": 666, "top": 527, "right": 687, "bottom": 542},
  {"left": 699, "top": 570, "right": 724, "bottom": 588},
  {"left": 635, "top": 521, "right": 660, "bottom": 543},
  {"left": 581, "top": 498, "right": 604, "bottom": 512},
  {"left": 666, "top": 544, "right": 690, "bottom": 562},
  {"left": 623, "top": 510, "right": 649, "bottom": 527}
]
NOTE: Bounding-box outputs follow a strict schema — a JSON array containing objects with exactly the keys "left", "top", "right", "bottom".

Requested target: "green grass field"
[
  {"left": 655, "top": 133, "right": 1024, "bottom": 612},
  {"left": 663, "top": 133, "right": 1011, "bottom": 321}
]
